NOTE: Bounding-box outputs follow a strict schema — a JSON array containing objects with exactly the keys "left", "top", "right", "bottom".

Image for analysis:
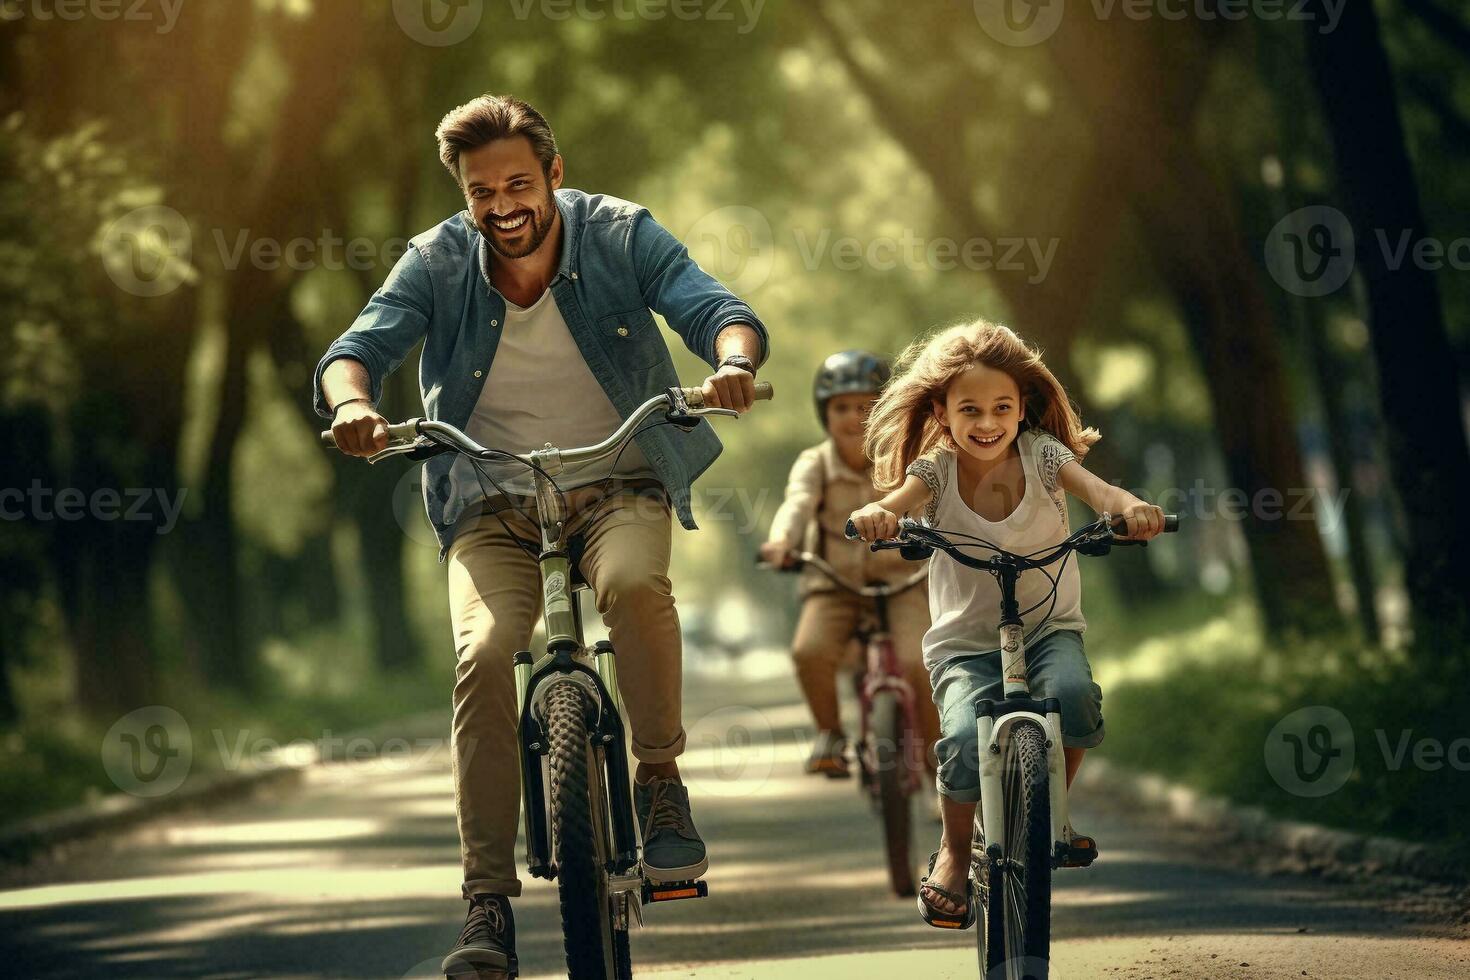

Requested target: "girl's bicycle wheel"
[
  {"left": 544, "top": 680, "right": 632, "bottom": 979},
  {"left": 977, "top": 719, "right": 1051, "bottom": 980},
  {"left": 870, "top": 689, "right": 916, "bottom": 896}
]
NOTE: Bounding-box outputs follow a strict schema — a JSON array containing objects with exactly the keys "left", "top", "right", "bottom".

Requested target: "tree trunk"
[
  {"left": 1300, "top": 291, "right": 1382, "bottom": 643},
  {"left": 1304, "top": 0, "right": 1470, "bottom": 651}
]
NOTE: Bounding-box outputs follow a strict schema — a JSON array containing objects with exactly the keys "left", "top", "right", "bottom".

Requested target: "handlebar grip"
[
  {"left": 320, "top": 420, "right": 420, "bottom": 451},
  {"left": 678, "top": 381, "right": 774, "bottom": 408},
  {"left": 1109, "top": 513, "right": 1181, "bottom": 533}
]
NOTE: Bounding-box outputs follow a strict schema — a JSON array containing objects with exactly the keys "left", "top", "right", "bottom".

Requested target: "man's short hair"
[{"left": 435, "top": 94, "right": 558, "bottom": 184}]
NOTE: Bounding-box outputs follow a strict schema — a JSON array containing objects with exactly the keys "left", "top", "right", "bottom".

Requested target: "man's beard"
[{"left": 479, "top": 193, "right": 555, "bottom": 260}]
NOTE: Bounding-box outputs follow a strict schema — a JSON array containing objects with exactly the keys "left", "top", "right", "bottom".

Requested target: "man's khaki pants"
[
  {"left": 447, "top": 488, "right": 684, "bottom": 899},
  {"left": 791, "top": 587, "right": 941, "bottom": 770}
]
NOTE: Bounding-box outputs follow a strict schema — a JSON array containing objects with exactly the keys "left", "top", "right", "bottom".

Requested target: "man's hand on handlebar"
[
  {"left": 330, "top": 400, "right": 390, "bottom": 457},
  {"left": 757, "top": 540, "right": 798, "bottom": 569},
  {"left": 700, "top": 364, "right": 757, "bottom": 414},
  {"left": 847, "top": 502, "right": 899, "bottom": 542}
]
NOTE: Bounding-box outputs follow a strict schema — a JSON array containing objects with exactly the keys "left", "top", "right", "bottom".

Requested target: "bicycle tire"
[
  {"left": 544, "top": 680, "right": 631, "bottom": 979},
  {"left": 978, "top": 719, "right": 1051, "bottom": 980},
  {"left": 871, "top": 690, "right": 916, "bottom": 896}
]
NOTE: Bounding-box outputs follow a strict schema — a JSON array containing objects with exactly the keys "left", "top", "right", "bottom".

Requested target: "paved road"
[{"left": 2, "top": 667, "right": 1465, "bottom": 979}]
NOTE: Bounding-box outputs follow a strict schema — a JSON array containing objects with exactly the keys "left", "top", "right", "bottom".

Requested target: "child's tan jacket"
[{"left": 766, "top": 439, "right": 923, "bottom": 598}]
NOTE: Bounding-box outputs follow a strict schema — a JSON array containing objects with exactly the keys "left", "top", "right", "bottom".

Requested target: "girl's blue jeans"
[{"left": 929, "top": 629, "right": 1103, "bottom": 804}]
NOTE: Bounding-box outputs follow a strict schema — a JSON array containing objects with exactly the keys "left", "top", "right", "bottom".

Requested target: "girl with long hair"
[{"left": 849, "top": 318, "right": 1165, "bottom": 928}]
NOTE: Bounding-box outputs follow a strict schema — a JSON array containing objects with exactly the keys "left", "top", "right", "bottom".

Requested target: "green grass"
[
  {"left": 0, "top": 624, "right": 445, "bottom": 827},
  {"left": 1089, "top": 590, "right": 1470, "bottom": 852}
]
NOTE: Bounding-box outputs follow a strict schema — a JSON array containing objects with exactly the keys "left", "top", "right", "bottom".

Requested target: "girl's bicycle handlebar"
[
  {"left": 844, "top": 513, "right": 1179, "bottom": 571},
  {"left": 320, "top": 382, "right": 773, "bottom": 467}
]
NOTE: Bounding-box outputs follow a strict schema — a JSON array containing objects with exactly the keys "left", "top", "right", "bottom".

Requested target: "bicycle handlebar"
[
  {"left": 755, "top": 549, "right": 928, "bottom": 599},
  {"left": 843, "top": 511, "right": 1179, "bottom": 571},
  {"left": 320, "top": 382, "right": 773, "bottom": 464}
]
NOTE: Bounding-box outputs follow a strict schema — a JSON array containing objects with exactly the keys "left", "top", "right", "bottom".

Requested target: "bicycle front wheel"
[
  {"left": 544, "top": 680, "right": 632, "bottom": 979},
  {"left": 871, "top": 689, "right": 916, "bottom": 896},
  {"left": 978, "top": 719, "right": 1051, "bottom": 980}
]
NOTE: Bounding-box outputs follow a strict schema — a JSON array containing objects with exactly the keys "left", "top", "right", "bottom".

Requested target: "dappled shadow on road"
[{"left": 0, "top": 676, "right": 1448, "bottom": 979}]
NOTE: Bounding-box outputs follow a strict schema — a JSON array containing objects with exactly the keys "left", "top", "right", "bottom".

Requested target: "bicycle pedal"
[
  {"left": 642, "top": 878, "right": 708, "bottom": 903},
  {"left": 1054, "top": 840, "right": 1098, "bottom": 869}
]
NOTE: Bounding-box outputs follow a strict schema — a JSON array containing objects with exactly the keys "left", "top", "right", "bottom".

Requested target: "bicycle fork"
[
  {"left": 975, "top": 562, "right": 1072, "bottom": 865},
  {"left": 514, "top": 641, "right": 640, "bottom": 881}
]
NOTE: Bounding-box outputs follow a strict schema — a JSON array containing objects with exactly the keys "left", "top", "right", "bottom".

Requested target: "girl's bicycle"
[
  {"left": 847, "top": 512, "right": 1177, "bottom": 980},
  {"left": 323, "top": 381, "right": 771, "bottom": 979},
  {"left": 757, "top": 552, "right": 930, "bottom": 896}
]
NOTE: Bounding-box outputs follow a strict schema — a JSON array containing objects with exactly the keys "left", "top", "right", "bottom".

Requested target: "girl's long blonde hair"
[{"left": 865, "top": 318, "right": 1100, "bottom": 492}]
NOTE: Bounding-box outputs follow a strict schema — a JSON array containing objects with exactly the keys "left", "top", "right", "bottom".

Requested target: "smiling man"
[{"left": 313, "top": 95, "right": 767, "bottom": 978}]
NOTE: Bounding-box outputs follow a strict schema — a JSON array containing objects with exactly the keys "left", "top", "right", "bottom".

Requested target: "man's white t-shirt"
[{"left": 449, "top": 289, "right": 655, "bottom": 505}]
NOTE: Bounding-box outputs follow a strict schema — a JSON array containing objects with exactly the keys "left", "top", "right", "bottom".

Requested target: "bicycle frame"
[
  {"left": 761, "top": 553, "right": 929, "bottom": 793},
  {"left": 324, "top": 383, "right": 768, "bottom": 896},
  {"left": 859, "top": 618, "right": 926, "bottom": 797},
  {"left": 857, "top": 513, "right": 1177, "bottom": 870}
]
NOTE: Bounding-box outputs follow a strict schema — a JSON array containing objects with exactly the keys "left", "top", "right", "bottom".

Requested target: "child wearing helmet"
[{"left": 760, "top": 351, "right": 942, "bottom": 777}]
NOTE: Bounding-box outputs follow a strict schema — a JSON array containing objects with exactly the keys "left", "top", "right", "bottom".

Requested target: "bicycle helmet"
[{"left": 813, "top": 350, "right": 891, "bottom": 428}]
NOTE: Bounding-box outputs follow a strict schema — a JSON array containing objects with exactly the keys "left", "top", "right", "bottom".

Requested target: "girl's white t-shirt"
[{"left": 906, "top": 429, "right": 1086, "bottom": 670}]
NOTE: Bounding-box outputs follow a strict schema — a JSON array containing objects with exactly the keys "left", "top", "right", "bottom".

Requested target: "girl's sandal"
[{"left": 916, "top": 851, "right": 976, "bottom": 930}]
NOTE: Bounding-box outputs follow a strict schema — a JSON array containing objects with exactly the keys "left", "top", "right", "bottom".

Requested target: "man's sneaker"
[
  {"left": 636, "top": 776, "right": 709, "bottom": 883},
  {"left": 804, "top": 730, "right": 850, "bottom": 778},
  {"left": 441, "top": 893, "right": 518, "bottom": 978}
]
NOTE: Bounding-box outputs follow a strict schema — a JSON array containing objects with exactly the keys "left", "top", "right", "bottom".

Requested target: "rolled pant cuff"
[
  {"left": 935, "top": 775, "right": 981, "bottom": 805},
  {"left": 632, "top": 728, "right": 686, "bottom": 764},
  {"left": 1062, "top": 722, "right": 1105, "bottom": 750},
  {"left": 462, "top": 876, "right": 523, "bottom": 900}
]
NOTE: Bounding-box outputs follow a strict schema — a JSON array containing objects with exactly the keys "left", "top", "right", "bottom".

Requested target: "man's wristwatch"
[
  {"left": 331, "top": 396, "right": 372, "bottom": 419},
  {"left": 718, "top": 354, "right": 756, "bottom": 376}
]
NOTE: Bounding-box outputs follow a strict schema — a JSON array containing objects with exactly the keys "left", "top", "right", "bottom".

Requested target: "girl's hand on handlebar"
[
  {"left": 1115, "top": 501, "right": 1166, "bottom": 541},
  {"left": 848, "top": 503, "right": 899, "bottom": 542},
  {"left": 758, "top": 541, "right": 797, "bottom": 569},
  {"left": 331, "top": 401, "right": 390, "bottom": 457}
]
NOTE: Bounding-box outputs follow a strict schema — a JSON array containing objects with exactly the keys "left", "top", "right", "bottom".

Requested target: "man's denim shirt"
[{"left": 313, "top": 188, "right": 769, "bottom": 560}]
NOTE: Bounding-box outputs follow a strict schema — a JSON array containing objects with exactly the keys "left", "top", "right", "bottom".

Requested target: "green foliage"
[{"left": 1097, "top": 597, "right": 1470, "bottom": 848}]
